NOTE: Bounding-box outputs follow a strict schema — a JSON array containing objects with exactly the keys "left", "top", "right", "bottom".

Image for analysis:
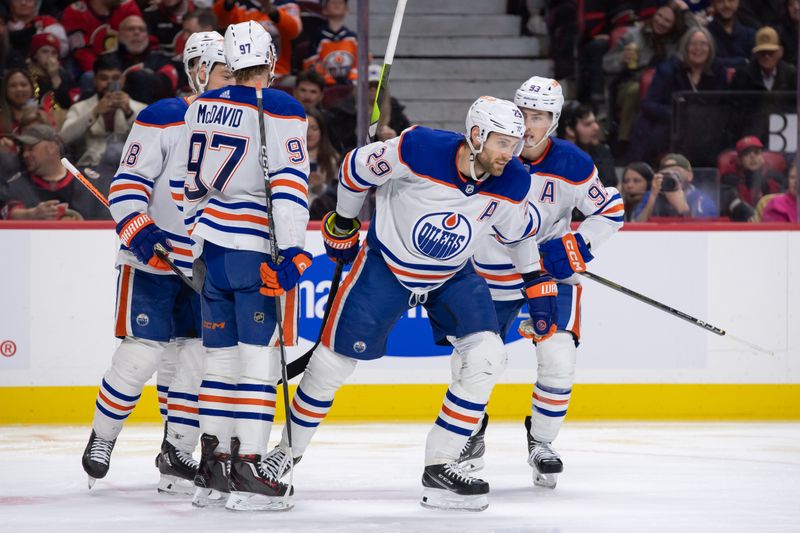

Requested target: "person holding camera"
[
  {"left": 632, "top": 153, "right": 718, "bottom": 221},
  {"left": 59, "top": 54, "right": 146, "bottom": 168}
]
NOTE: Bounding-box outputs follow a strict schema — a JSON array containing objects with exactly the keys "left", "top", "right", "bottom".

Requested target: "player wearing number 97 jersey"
[{"left": 176, "top": 21, "right": 310, "bottom": 512}]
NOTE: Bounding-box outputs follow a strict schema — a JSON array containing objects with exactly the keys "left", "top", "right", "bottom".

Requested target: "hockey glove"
[
  {"left": 539, "top": 233, "right": 594, "bottom": 280},
  {"left": 321, "top": 211, "right": 361, "bottom": 265},
  {"left": 521, "top": 273, "right": 558, "bottom": 342},
  {"left": 116, "top": 212, "right": 172, "bottom": 270},
  {"left": 260, "top": 247, "right": 313, "bottom": 297}
]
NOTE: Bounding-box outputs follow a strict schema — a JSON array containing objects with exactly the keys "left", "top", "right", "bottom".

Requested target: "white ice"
[{"left": 1, "top": 422, "right": 799, "bottom": 533}]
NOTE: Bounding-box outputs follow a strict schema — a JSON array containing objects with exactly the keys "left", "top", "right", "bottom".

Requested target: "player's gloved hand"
[
  {"left": 259, "top": 247, "right": 313, "bottom": 297},
  {"left": 521, "top": 272, "right": 558, "bottom": 342},
  {"left": 116, "top": 212, "right": 172, "bottom": 270},
  {"left": 539, "top": 233, "right": 594, "bottom": 280},
  {"left": 321, "top": 211, "right": 361, "bottom": 264}
]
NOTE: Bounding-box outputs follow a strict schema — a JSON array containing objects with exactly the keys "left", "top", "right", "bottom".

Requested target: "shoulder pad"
[
  {"left": 533, "top": 138, "right": 596, "bottom": 185},
  {"left": 482, "top": 158, "right": 531, "bottom": 203},
  {"left": 135, "top": 97, "right": 188, "bottom": 127}
]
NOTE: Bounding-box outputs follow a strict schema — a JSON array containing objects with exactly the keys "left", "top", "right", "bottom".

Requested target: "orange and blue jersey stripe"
[
  {"left": 109, "top": 172, "right": 153, "bottom": 207},
  {"left": 234, "top": 383, "right": 277, "bottom": 422},
  {"left": 434, "top": 389, "right": 487, "bottom": 437},
  {"left": 198, "top": 379, "right": 238, "bottom": 420},
  {"left": 96, "top": 377, "right": 140, "bottom": 421},
  {"left": 532, "top": 382, "right": 572, "bottom": 418},
  {"left": 289, "top": 387, "right": 333, "bottom": 428},
  {"left": 167, "top": 390, "right": 199, "bottom": 429}
]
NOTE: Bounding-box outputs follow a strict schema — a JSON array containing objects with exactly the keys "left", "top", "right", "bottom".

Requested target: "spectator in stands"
[
  {"left": 59, "top": 54, "right": 145, "bottom": 167},
  {"left": 303, "top": 0, "right": 358, "bottom": 86},
  {"left": 293, "top": 69, "right": 325, "bottom": 110},
  {"left": 62, "top": 0, "right": 142, "bottom": 74},
  {"left": 143, "top": 0, "right": 192, "bottom": 56},
  {"left": 627, "top": 26, "right": 727, "bottom": 165},
  {"left": 182, "top": 8, "right": 217, "bottom": 35},
  {"left": 0, "top": 123, "right": 111, "bottom": 220},
  {"left": 107, "top": 15, "right": 183, "bottom": 102},
  {"left": 761, "top": 160, "right": 797, "bottom": 222},
  {"left": 603, "top": 1, "right": 696, "bottom": 146},
  {"left": 7, "top": 0, "right": 68, "bottom": 59},
  {"left": 306, "top": 107, "right": 340, "bottom": 219},
  {"left": 27, "top": 33, "right": 79, "bottom": 121},
  {"left": 706, "top": 0, "right": 756, "bottom": 67},
  {"left": 558, "top": 101, "right": 618, "bottom": 187},
  {"left": 621, "top": 161, "right": 654, "bottom": 221},
  {"left": 632, "top": 152, "right": 718, "bottom": 220},
  {"left": 730, "top": 26, "right": 797, "bottom": 91},
  {"left": 778, "top": 0, "right": 799, "bottom": 67},
  {"left": 0, "top": 68, "right": 54, "bottom": 148},
  {"left": 214, "top": 0, "right": 302, "bottom": 82},
  {"left": 0, "top": 8, "right": 26, "bottom": 76},
  {"left": 721, "top": 136, "right": 785, "bottom": 206}
]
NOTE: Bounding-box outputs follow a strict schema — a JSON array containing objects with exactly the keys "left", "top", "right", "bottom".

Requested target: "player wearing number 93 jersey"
[{"left": 176, "top": 21, "right": 310, "bottom": 512}]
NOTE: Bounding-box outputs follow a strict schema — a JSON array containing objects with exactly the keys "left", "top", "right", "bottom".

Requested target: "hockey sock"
[
  {"left": 530, "top": 382, "right": 571, "bottom": 443},
  {"left": 425, "top": 385, "right": 487, "bottom": 466},
  {"left": 531, "top": 332, "right": 576, "bottom": 443},
  {"left": 234, "top": 344, "right": 281, "bottom": 456},
  {"left": 156, "top": 342, "right": 178, "bottom": 422},
  {"left": 92, "top": 337, "right": 163, "bottom": 440},
  {"left": 166, "top": 338, "right": 203, "bottom": 454},
  {"left": 198, "top": 346, "right": 239, "bottom": 454}
]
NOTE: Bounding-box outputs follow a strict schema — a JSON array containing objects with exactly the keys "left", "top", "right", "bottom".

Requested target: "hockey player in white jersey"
[
  {"left": 81, "top": 31, "right": 233, "bottom": 493},
  {"left": 260, "top": 96, "right": 559, "bottom": 511},
  {"left": 456, "top": 77, "right": 624, "bottom": 488},
  {"left": 178, "top": 21, "right": 311, "bottom": 512}
]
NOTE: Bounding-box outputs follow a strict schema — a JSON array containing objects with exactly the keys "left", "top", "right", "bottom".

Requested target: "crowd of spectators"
[
  {"left": 0, "top": 0, "right": 412, "bottom": 221},
  {"left": 521, "top": 0, "right": 799, "bottom": 223}
]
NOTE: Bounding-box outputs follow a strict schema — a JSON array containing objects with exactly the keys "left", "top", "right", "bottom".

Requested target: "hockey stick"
[
  {"left": 283, "top": 0, "right": 409, "bottom": 382},
  {"left": 580, "top": 270, "right": 773, "bottom": 355},
  {"left": 61, "top": 157, "right": 202, "bottom": 294},
  {"left": 255, "top": 79, "right": 295, "bottom": 500}
]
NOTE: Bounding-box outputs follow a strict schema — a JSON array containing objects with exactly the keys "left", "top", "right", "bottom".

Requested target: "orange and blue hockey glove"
[
  {"left": 539, "top": 233, "right": 594, "bottom": 280},
  {"left": 321, "top": 211, "right": 361, "bottom": 264},
  {"left": 116, "top": 212, "right": 172, "bottom": 271},
  {"left": 259, "top": 247, "right": 313, "bottom": 297},
  {"left": 521, "top": 272, "right": 558, "bottom": 342}
]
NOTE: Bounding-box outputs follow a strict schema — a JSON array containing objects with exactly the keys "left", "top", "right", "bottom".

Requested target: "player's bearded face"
[{"left": 478, "top": 133, "right": 519, "bottom": 176}]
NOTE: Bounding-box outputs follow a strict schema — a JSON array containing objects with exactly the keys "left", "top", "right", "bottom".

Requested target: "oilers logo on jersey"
[{"left": 412, "top": 212, "right": 472, "bottom": 260}]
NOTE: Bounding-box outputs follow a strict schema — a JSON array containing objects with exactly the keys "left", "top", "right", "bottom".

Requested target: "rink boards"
[{"left": 0, "top": 222, "right": 798, "bottom": 422}]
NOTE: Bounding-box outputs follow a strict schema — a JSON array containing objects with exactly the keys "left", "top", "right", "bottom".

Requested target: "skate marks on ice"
[{"left": 1, "top": 423, "right": 799, "bottom": 532}]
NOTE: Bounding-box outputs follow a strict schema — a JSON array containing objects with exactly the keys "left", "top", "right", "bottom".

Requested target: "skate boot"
[
  {"left": 420, "top": 463, "right": 489, "bottom": 512},
  {"left": 225, "top": 438, "right": 294, "bottom": 512},
  {"left": 262, "top": 446, "right": 302, "bottom": 480},
  {"left": 525, "top": 415, "right": 563, "bottom": 489},
  {"left": 192, "top": 433, "right": 230, "bottom": 507},
  {"left": 458, "top": 413, "right": 489, "bottom": 472},
  {"left": 157, "top": 440, "right": 199, "bottom": 496},
  {"left": 82, "top": 430, "right": 116, "bottom": 489}
]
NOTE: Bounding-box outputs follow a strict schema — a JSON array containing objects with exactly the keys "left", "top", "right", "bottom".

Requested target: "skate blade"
[
  {"left": 533, "top": 471, "right": 558, "bottom": 489},
  {"left": 157, "top": 475, "right": 196, "bottom": 496},
  {"left": 458, "top": 457, "right": 485, "bottom": 473},
  {"left": 87, "top": 476, "right": 96, "bottom": 490},
  {"left": 192, "top": 487, "right": 228, "bottom": 507},
  {"left": 225, "top": 491, "right": 294, "bottom": 512},
  {"left": 420, "top": 488, "right": 488, "bottom": 512}
]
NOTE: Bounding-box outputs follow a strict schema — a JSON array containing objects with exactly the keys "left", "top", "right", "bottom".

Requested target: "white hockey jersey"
[
  {"left": 337, "top": 126, "right": 540, "bottom": 293},
  {"left": 177, "top": 85, "right": 310, "bottom": 255},
  {"left": 109, "top": 97, "right": 194, "bottom": 275},
  {"left": 472, "top": 138, "right": 624, "bottom": 300}
]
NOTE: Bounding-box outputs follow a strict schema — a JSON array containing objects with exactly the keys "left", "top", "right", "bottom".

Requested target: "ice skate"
[
  {"left": 457, "top": 414, "right": 489, "bottom": 472},
  {"left": 192, "top": 433, "right": 230, "bottom": 507},
  {"left": 225, "top": 438, "right": 293, "bottom": 512},
  {"left": 262, "top": 445, "right": 301, "bottom": 480},
  {"left": 420, "top": 463, "right": 489, "bottom": 512},
  {"left": 81, "top": 430, "right": 116, "bottom": 489},
  {"left": 157, "top": 440, "right": 198, "bottom": 496},
  {"left": 525, "top": 416, "right": 562, "bottom": 489}
]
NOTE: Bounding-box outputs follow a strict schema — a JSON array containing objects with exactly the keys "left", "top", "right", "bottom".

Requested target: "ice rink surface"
[{"left": 1, "top": 422, "right": 799, "bottom": 533}]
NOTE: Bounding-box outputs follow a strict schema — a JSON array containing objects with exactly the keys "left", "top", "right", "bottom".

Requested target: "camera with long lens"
[{"left": 660, "top": 171, "right": 681, "bottom": 192}]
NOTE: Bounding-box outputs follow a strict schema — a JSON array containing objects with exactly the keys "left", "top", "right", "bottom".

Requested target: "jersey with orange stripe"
[
  {"left": 472, "top": 138, "right": 624, "bottom": 300},
  {"left": 109, "top": 96, "right": 194, "bottom": 276},
  {"left": 337, "top": 126, "right": 541, "bottom": 293},
  {"left": 178, "top": 85, "right": 310, "bottom": 256}
]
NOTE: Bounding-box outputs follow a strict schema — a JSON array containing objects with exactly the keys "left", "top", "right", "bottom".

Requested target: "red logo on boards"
[{"left": 0, "top": 340, "right": 16, "bottom": 357}]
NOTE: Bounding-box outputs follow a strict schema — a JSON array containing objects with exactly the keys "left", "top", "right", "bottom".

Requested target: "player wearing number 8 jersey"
[
  {"left": 176, "top": 21, "right": 311, "bottom": 512},
  {"left": 261, "top": 96, "right": 558, "bottom": 512},
  {"left": 81, "top": 31, "right": 234, "bottom": 493},
  {"left": 456, "top": 76, "right": 624, "bottom": 489}
]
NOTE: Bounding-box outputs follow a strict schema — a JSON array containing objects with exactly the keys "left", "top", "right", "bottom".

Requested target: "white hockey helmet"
[
  {"left": 465, "top": 96, "right": 525, "bottom": 156},
  {"left": 197, "top": 40, "right": 227, "bottom": 93},
  {"left": 183, "top": 31, "right": 223, "bottom": 92},
  {"left": 514, "top": 76, "right": 564, "bottom": 144},
  {"left": 224, "top": 21, "right": 276, "bottom": 75}
]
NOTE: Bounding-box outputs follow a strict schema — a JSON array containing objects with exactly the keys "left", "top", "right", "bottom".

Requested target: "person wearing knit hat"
[
  {"left": 730, "top": 26, "right": 797, "bottom": 91},
  {"left": 27, "top": 33, "right": 80, "bottom": 112},
  {"left": 721, "top": 135, "right": 786, "bottom": 206}
]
